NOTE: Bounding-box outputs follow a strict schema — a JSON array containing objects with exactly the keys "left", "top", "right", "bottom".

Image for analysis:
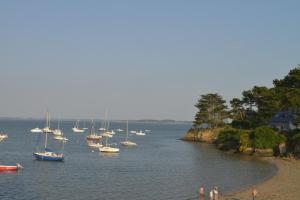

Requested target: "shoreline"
[{"left": 221, "top": 157, "right": 300, "bottom": 200}]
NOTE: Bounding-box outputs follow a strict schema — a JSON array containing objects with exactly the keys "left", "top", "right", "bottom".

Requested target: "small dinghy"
[{"left": 0, "top": 163, "right": 23, "bottom": 172}]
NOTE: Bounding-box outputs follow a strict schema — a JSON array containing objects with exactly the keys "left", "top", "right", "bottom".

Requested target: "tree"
[
  {"left": 194, "top": 93, "right": 228, "bottom": 128},
  {"left": 230, "top": 98, "right": 245, "bottom": 120},
  {"left": 273, "top": 66, "right": 300, "bottom": 109},
  {"left": 241, "top": 86, "right": 281, "bottom": 128}
]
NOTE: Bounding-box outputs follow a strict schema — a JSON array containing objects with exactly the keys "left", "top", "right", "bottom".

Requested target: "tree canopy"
[
  {"left": 193, "top": 66, "right": 300, "bottom": 130},
  {"left": 194, "top": 93, "right": 228, "bottom": 128}
]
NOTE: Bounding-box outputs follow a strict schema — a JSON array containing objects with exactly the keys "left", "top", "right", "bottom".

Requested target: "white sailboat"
[
  {"left": 87, "top": 141, "right": 103, "bottom": 148},
  {"left": 42, "top": 112, "right": 53, "bottom": 133},
  {"left": 99, "top": 112, "right": 119, "bottom": 153},
  {"left": 72, "top": 120, "right": 85, "bottom": 133},
  {"left": 99, "top": 131, "right": 119, "bottom": 152},
  {"left": 0, "top": 133, "right": 8, "bottom": 142},
  {"left": 99, "top": 140, "right": 119, "bottom": 153},
  {"left": 30, "top": 127, "right": 43, "bottom": 133},
  {"left": 136, "top": 130, "right": 146, "bottom": 136},
  {"left": 53, "top": 118, "right": 63, "bottom": 136},
  {"left": 120, "top": 120, "right": 136, "bottom": 146},
  {"left": 54, "top": 135, "right": 69, "bottom": 142}
]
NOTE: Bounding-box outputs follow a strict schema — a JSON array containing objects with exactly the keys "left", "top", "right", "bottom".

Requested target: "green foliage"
[
  {"left": 230, "top": 98, "right": 245, "bottom": 120},
  {"left": 292, "top": 133, "right": 300, "bottom": 143},
  {"left": 239, "top": 132, "right": 250, "bottom": 152},
  {"left": 194, "top": 93, "right": 228, "bottom": 128},
  {"left": 217, "top": 126, "right": 286, "bottom": 151},
  {"left": 287, "top": 129, "right": 300, "bottom": 153},
  {"left": 231, "top": 120, "right": 251, "bottom": 129},
  {"left": 217, "top": 127, "right": 250, "bottom": 150},
  {"left": 250, "top": 126, "right": 286, "bottom": 149},
  {"left": 232, "top": 66, "right": 300, "bottom": 129}
]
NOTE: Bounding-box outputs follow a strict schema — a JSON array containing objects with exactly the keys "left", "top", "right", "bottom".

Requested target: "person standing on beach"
[
  {"left": 213, "top": 187, "right": 219, "bottom": 200},
  {"left": 209, "top": 188, "right": 214, "bottom": 200},
  {"left": 199, "top": 186, "right": 205, "bottom": 199},
  {"left": 252, "top": 187, "right": 257, "bottom": 200}
]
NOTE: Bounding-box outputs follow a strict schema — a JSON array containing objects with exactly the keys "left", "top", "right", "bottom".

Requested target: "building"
[{"left": 269, "top": 110, "right": 298, "bottom": 131}]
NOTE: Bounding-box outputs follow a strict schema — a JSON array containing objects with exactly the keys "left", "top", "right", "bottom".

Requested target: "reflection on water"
[{"left": 0, "top": 120, "right": 276, "bottom": 200}]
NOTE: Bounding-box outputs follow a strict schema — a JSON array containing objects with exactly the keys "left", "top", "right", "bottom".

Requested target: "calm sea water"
[{"left": 0, "top": 119, "right": 276, "bottom": 200}]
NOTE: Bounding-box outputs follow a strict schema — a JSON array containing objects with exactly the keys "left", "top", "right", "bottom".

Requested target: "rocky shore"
[{"left": 181, "top": 128, "right": 219, "bottom": 143}]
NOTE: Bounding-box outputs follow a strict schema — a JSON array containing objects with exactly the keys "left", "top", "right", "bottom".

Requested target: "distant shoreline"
[
  {"left": 0, "top": 117, "right": 192, "bottom": 124},
  {"left": 221, "top": 157, "right": 300, "bottom": 200}
]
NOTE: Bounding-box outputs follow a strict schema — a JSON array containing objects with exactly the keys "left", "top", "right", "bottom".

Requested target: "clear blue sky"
[{"left": 1, "top": 1, "right": 299, "bottom": 121}]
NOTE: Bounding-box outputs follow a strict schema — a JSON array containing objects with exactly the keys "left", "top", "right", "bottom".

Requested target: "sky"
[{"left": 0, "top": 1, "right": 299, "bottom": 121}]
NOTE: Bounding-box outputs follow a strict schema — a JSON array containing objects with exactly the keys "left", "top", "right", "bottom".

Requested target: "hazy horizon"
[{"left": 1, "top": 1, "right": 299, "bottom": 121}]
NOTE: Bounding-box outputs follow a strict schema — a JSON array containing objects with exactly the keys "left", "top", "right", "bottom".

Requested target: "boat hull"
[
  {"left": 0, "top": 165, "right": 18, "bottom": 171},
  {"left": 86, "top": 136, "right": 102, "bottom": 141},
  {"left": 33, "top": 152, "right": 64, "bottom": 161},
  {"left": 72, "top": 128, "right": 84, "bottom": 133},
  {"left": 99, "top": 147, "right": 119, "bottom": 153},
  {"left": 120, "top": 141, "right": 137, "bottom": 146}
]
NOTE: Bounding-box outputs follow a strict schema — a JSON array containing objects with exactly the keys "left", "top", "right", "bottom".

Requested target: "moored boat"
[
  {"left": 120, "top": 120, "right": 137, "bottom": 146},
  {"left": 0, "top": 133, "right": 8, "bottom": 141},
  {"left": 72, "top": 120, "right": 85, "bottom": 133},
  {"left": 33, "top": 151, "right": 64, "bottom": 161},
  {"left": 53, "top": 135, "right": 69, "bottom": 141},
  {"left": 86, "top": 134, "right": 102, "bottom": 141},
  {"left": 99, "top": 146, "right": 119, "bottom": 153},
  {"left": 30, "top": 128, "right": 43, "bottom": 133},
  {"left": 87, "top": 141, "right": 103, "bottom": 148},
  {"left": 136, "top": 130, "right": 146, "bottom": 136},
  {"left": 86, "top": 120, "right": 102, "bottom": 141},
  {"left": 42, "top": 112, "right": 54, "bottom": 133},
  {"left": 0, "top": 163, "right": 23, "bottom": 172}
]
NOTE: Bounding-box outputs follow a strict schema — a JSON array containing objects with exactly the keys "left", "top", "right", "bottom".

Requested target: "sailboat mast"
[
  {"left": 45, "top": 112, "right": 48, "bottom": 128},
  {"left": 126, "top": 120, "right": 129, "bottom": 141},
  {"left": 58, "top": 117, "right": 61, "bottom": 129},
  {"left": 48, "top": 112, "right": 51, "bottom": 128}
]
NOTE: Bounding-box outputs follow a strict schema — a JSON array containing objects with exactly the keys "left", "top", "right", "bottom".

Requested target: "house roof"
[{"left": 269, "top": 111, "right": 295, "bottom": 124}]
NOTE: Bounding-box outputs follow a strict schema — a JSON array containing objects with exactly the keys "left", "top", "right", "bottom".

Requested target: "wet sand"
[{"left": 221, "top": 157, "right": 300, "bottom": 200}]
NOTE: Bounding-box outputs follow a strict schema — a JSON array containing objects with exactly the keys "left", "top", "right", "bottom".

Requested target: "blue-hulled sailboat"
[{"left": 33, "top": 112, "right": 64, "bottom": 161}]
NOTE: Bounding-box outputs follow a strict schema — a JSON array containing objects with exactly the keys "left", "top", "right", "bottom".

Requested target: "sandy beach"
[{"left": 221, "top": 157, "right": 300, "bottom": 200}]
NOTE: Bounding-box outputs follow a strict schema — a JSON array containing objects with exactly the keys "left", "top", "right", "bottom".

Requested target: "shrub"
[
  {"left": 250, "top": 126, "right": 286, "bottom": 149},
  {"left": 217, "top": 127, "right": 250, "bottom": 150},
  {"left": 231, "top": 120, "right": 251, "bottom": 129}
]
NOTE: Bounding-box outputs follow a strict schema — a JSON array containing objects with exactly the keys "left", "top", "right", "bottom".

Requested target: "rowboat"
[{"left": 0, "top": 163, "right": 23, "bottom": 172}]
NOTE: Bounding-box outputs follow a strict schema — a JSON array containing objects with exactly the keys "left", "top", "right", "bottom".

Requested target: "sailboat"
[
  {"left": 0, "top": 133, "right": 8, "bottom": 142},
  {"left": 34, "top": 112, "right": 64, "bottom": 161},
  {"left": 120, "top": 120, "right": 136, "bottom": 146},
  {"left": 86, "top": 120, "right": 102, "bottom": 141},
  {"left": 72, "top": 120, "right": 85, "bottom": 133},
  {"left": 53, "top": 118, "right": 68, "bottom": 141},
  {"left": 30, "top": 128, "right": 43, "bottom": 133},
  {"left": 99, "top": 112, "right": 119, "bottom": 153},
  {"left": 99, "top": 135, "right": 119, "bottom": 153},
  {"left": 53, "top": 118, "right": 63, "bottom": 136},
  {"left": 42, "top": 112, "right": 53, "bottom": 133},
  {"left": 53, "top": 134, "right": 68, "bottom": 142},
  {"left": 136, "top": 130, "right": 146, "bottom": 136}
]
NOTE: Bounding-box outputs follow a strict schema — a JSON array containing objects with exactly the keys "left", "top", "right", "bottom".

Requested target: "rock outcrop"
[{"left": 181, "top": 128, "right": 220, "bottom": 143}]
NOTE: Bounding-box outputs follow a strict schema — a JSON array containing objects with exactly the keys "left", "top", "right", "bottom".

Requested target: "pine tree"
[{"left": 194, "top": 93, "right": 228, "bottom": 128}]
